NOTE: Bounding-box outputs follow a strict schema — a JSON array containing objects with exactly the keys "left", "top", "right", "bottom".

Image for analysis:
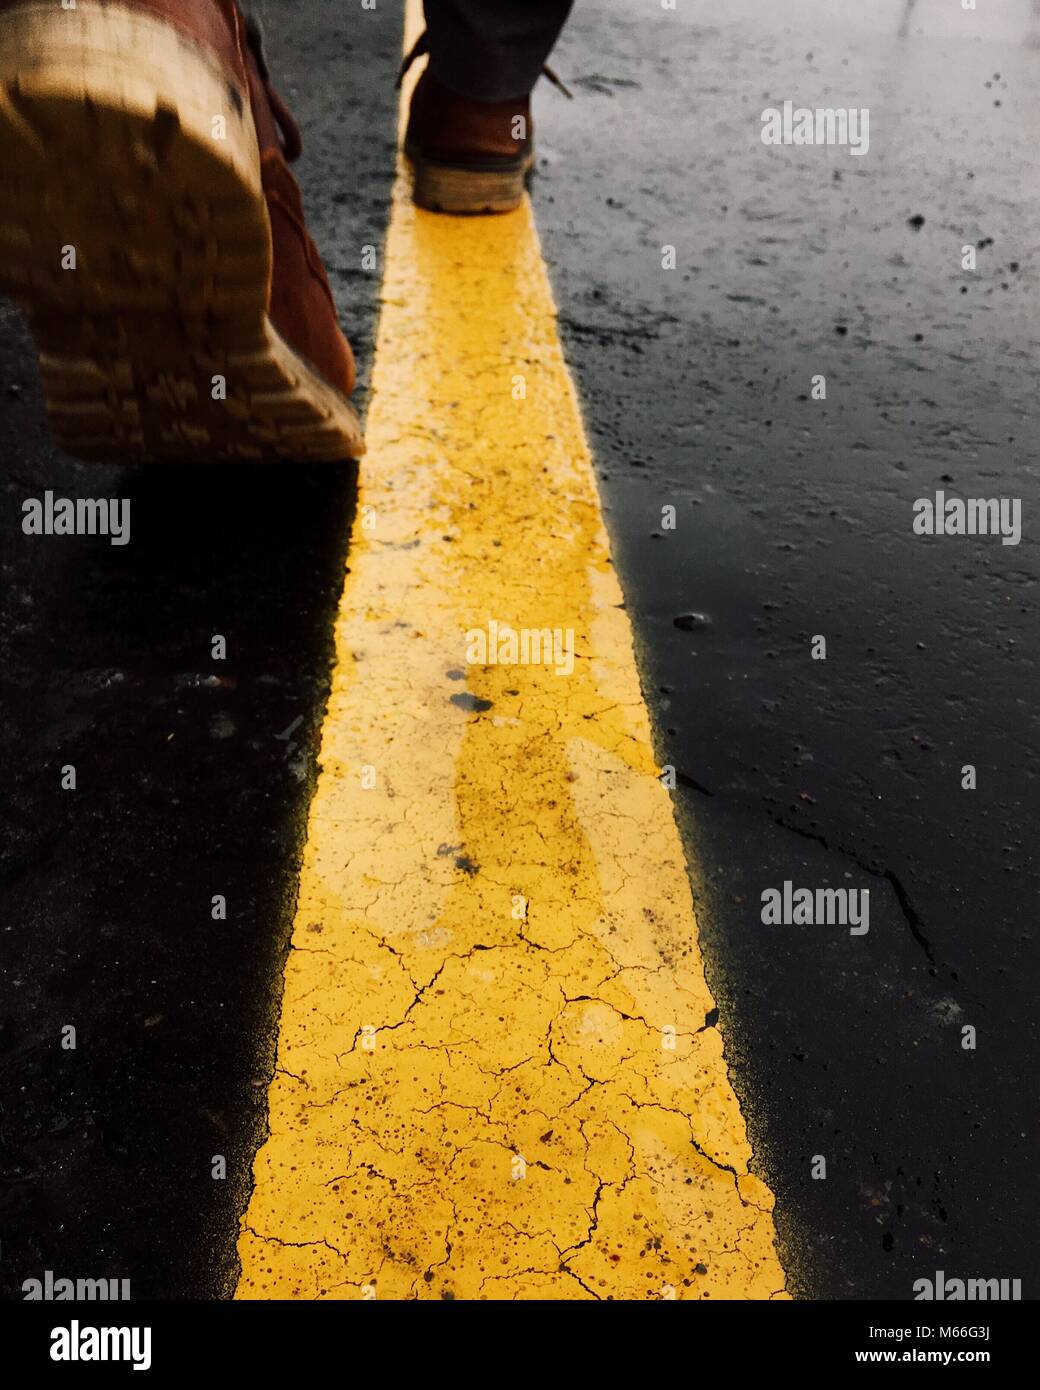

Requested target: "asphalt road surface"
[{"left": 1, "top": 0, "right": 1036, "bottom": 1300}]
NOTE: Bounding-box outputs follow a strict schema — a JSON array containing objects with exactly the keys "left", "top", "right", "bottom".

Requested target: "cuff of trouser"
[{"left": 425, "top": 44, "right": 544, "bottom": 103}]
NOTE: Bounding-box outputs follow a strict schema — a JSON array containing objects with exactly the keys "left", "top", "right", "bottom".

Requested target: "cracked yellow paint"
[{"left": 235, "top": 0, "right": 788, "bottom": 1301}]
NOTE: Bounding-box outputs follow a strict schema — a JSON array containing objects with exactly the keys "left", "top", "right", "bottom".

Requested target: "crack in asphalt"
[{"left": 671, "top": 766, "right": 939, "bottom": 968}]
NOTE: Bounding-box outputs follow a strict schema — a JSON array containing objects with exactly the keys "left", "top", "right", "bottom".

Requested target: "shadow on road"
[{"left": 0, "top": 328, "right": 359, "bottom": 1297}]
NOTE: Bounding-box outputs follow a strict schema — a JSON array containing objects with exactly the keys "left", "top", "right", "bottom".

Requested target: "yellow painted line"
[{"left": 236, "top": 0, "right": 788, "bottom": 1301}]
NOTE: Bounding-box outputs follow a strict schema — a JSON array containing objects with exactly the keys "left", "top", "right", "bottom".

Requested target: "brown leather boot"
[
  {"left": 0, "top": 0, "right": 363, "bottom": 461},
  {"left": 404, "top": 67, "right": 535, "bottom": 216}
]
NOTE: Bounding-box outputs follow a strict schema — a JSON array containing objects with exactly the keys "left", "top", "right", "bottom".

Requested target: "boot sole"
[
  {"left": 0, "top": 0, "right": 364, "bottom": 462},
  {"left": 404, "top": 139, "right": 535, "bottom": 215}
]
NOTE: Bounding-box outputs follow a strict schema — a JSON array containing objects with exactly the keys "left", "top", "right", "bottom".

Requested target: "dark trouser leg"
[{"left": 422, "top": 0, "right": 574, "bottom": 102}]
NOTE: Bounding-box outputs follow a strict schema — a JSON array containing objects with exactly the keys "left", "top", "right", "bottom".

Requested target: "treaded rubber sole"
[
  {"left": 0, "top": 0, "right": 364, "bottom": 462},
  {"left": 404, "top": 138, "right": 534, "bottom": 215}
]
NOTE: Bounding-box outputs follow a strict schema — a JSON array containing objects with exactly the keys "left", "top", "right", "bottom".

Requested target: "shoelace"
[
  {"left": 242, "top": 9, "right": 304, "bottom": 162},
  {"left": 395, "top": 29, "right": 573, "bottom": 99}
]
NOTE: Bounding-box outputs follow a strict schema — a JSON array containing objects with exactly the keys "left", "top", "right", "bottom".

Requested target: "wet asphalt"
[
  {"left": 540, "top": 0, "right": 1039, "bottom": 1298},
  {"left": 0, "top": 0, "right": 1036, "bottom": 1301}
]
